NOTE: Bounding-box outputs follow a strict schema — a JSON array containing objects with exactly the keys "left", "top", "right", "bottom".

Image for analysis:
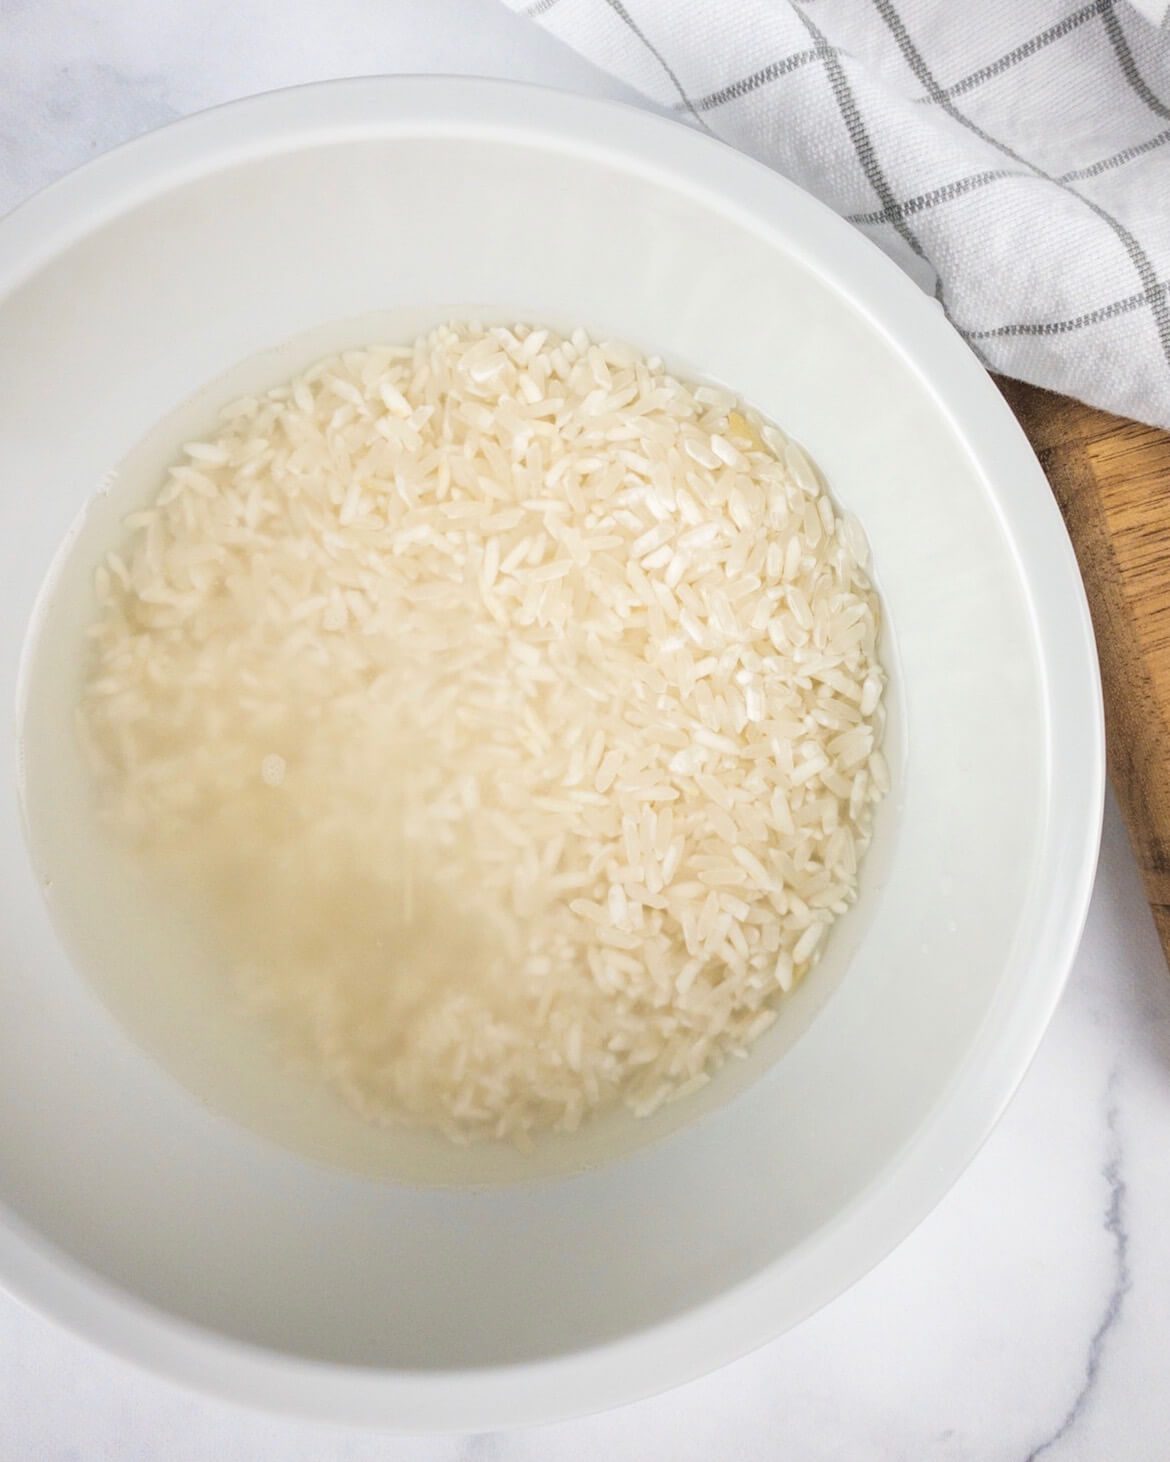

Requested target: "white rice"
[{"left": 79, "top": 322, "right": 887, "bottom": 1146}]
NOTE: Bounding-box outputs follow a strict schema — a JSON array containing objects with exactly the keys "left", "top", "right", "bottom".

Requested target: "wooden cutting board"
[{"left": 995, "top": 377, "right": 1170, "bottom": 966}]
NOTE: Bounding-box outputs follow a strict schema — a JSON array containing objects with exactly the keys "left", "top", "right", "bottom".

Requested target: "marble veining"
[{"left": 1024, "top": 1068, "right": 1131, "bottom": 1462}]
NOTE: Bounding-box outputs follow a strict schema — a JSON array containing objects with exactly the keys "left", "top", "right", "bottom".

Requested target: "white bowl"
[{"left": 0, "top": 78, "right": 1102, "bottom": 1429}]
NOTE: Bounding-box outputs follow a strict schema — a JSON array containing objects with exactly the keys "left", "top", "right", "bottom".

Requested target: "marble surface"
[{"left": 3, "top": 3, "right": 1170, "bottom": 1457}]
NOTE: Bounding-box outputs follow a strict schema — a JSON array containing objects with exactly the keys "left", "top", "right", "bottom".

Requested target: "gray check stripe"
[
  {"left": 679, "top": 48, "right": 824, "bottom": 113},
  {"left": 916, "top": 1, "right": 1108, "bottom": 103},
  {"left": 964, "top": 280, "right": 1169, "bottom": 341},
  {"left": 1101, "top": 2, "right": 1170, "bottom": 121},
  {"left": 681, "top": 2, "right": 1106, "bottom": 120},
  {"left": 848, "top": 168, "right": 1021, "bottom": 227},
  {"left": 600, "top": 0, "right": 714, "bottom": 133},
  {"left": 1060, "top": 126, "right": 1170, "bottom": 182},
  {"left": 847, "top": 125, "right": 1170, "bottom": 227},
  {"left": 875, "top": 0, "right": 1054, "bottom": 165},
  {"left": 789, "top": 9, "right": 928, "bottom": 270},
  {"left": 872, "top": 0, "right": 1170, "bottom": 372},
  {"left": 786, "top": 2, "right": 988, "bottom": 362}
]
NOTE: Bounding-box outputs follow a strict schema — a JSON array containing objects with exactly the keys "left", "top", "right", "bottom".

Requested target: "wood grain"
[{"left": 996, "top": 377, "right": 1170, "bottom": 966}]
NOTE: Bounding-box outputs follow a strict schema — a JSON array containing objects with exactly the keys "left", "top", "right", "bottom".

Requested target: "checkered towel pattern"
[{"left": 511, "top": 0, "right": 1170, "bottom": 429}]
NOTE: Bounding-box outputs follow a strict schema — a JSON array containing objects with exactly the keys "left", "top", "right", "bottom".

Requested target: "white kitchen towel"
[{"left": 509, "top": 0, "right": 1170, "bottom": 428}]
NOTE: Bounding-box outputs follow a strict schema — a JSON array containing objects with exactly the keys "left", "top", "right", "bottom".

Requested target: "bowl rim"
[{"left": 0, "top": 74, "right": 1104, "bottom": 1431}]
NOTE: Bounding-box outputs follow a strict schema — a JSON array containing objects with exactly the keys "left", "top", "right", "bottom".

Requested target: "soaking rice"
[{"left": 78, "top": 322, "right": 887, "bottom": 1146}]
